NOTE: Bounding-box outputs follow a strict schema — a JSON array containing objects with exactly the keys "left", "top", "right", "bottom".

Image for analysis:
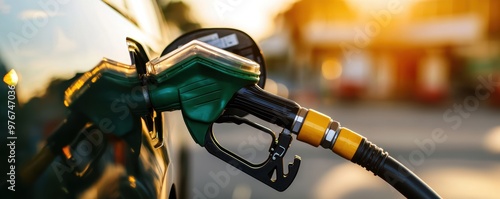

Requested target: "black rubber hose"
[{"left": 351, "top": 138, "right": 441, "bottom": 199}]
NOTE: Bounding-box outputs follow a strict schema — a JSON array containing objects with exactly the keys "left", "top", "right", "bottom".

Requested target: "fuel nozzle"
[
  {"left": 146, "top": 40, "right": 261, "bottom": 145},
  {"left": 146, "top": 41, "right": 302, "bottom": 191},
  {"left": 226, "top": 85, "right": 440, "bottom": 198}
]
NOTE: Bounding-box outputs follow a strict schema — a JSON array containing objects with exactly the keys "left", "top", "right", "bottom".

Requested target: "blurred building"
[{"left": 262, "top": 0, "right": 500, "bottom": 105}]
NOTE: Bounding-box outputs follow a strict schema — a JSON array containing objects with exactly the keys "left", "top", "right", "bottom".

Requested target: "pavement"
[{"left": 185, "top": 101, "right": 500, "bottom": 199}]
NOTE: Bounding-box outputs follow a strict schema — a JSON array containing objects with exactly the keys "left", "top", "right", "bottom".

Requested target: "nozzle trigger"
[{"left": 204, "top": 115, "right": 301, "bottom": 191}]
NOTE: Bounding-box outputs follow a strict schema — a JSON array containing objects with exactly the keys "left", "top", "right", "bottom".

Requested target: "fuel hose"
[{"left": 228, "top": 85, "right": 441, "bottom": 199}]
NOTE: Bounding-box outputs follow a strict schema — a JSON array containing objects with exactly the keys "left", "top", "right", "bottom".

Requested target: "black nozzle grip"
[{"left": 227, "top": 85, "right": 300, "bottom": 129}]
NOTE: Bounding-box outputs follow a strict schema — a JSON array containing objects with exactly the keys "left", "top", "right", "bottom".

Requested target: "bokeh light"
[{"left": 321, "top": 59, "right": 343, "bottom": 80}]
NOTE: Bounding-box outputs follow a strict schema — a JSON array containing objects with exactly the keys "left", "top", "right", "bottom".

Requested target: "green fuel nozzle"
[
  {"left": 146, "top": 40, "right": 261, "bottom": 145},
  {"left": 146, "top": 36, "right": 301, "bottom": 191},
  {"left": 21, "top": 29, "right": 440, "bottom": 198},
  {"left": 62, "top": 40, "right": 260, "bottom": 145},
  {"left": 20, "top": 39, "right": 261, "bottom": 185}
]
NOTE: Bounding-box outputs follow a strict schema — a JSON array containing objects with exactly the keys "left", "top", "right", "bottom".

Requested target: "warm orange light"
[
  {"left": 186, "top": 0, "right": 298, "bottom": 41},
  {"left": 3, "top": 69, "right": 18, "bottom": 86},
  {"left": 484, "top": 127, "right": 500, "bottom": 154},
  {"left": 322, "top": 59, "right": 343, "bottom": 80},
  {"left": 345, "top": 0, "right": 412, "bottom": 14},
  {"left": 62, "top": 145, "right": 72, "bottom": 159},
  {"left": 128, "top": 176, "right": 137, "bottom": 188}
]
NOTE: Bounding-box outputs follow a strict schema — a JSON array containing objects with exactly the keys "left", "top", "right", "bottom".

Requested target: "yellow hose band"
[
  {"left": 297, "top": 109, "right": 331, "bottom": 147},
  {"left": 332, "top": 127, "right": 363, "bottom": 160}
]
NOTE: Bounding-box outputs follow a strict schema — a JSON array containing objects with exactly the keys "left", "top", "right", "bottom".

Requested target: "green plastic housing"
[
  {"left": 64, "top": 58, "right": 149, "bottom": 137},
  {"left": 147, "top": 40, "right": 260, "bottom": 145}
]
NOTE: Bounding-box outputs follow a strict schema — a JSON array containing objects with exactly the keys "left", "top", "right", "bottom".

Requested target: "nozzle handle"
[
  {"left": 206, "top": 115, "right": 301, "bottom": 192},
  {"left": 227, "top": 85, "right": 300, "bottom": 130}
]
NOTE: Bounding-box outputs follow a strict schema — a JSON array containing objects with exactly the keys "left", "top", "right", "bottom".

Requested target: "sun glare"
[
  {"left": 185, "top": 0, "right": 298, "bottom": 41},
  {"left": 346, "top": 0, "right": 414, "bottom": 14}
]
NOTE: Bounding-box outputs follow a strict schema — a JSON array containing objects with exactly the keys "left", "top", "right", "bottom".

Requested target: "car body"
[{"left": 0, "top": 1, "right": 187, "bottom": 198}]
